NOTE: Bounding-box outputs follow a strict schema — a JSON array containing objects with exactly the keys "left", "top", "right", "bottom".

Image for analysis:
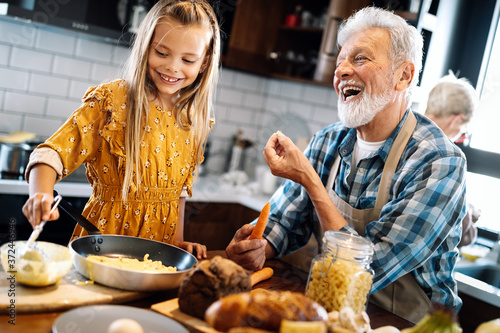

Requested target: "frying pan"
[{"left": 56, "top": 193, "right": 198, "bottom": 292}]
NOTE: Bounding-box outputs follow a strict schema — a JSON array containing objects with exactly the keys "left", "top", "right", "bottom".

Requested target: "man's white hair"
[{"left": 337, "top": 7, "right": 424, "bottom": 102}]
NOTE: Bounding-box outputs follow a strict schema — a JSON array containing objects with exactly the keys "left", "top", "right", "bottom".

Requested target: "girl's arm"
[
  {"left": 22, "top": 164, "right": 59, "bottom": 228},
  {"left": 176, "top": 197, "right": 186, "bottom": 242},
  {"left": 173, "top": 197, "right": 207, "bottom": 260}
]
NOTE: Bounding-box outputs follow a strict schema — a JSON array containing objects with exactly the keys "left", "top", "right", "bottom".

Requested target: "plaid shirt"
[{"left": 263, "top": 110, "right": 467, "bottom": 311}]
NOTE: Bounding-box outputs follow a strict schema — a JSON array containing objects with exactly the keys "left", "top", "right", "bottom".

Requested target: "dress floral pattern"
[{"left": 38, "top": 79, "right": 200, "bottom": 244}]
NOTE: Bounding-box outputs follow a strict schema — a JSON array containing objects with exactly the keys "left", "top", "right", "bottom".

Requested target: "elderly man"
[{"left": 226, "top": 7, "right": 466, "bottom": 323}]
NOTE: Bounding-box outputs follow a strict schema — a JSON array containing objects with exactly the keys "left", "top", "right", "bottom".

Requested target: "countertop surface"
[
  {"left": 0, "top": 175, "right": 272, "bottom": 212},
  {"left": 0, "top": 251, "right": 413, "bottom": 333}
]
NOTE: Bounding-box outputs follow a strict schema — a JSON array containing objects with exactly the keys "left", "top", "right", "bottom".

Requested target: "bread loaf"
[
  {"left": 205, "top": 289, "right": 328, "bottom": 332},
  {"left": 177, "top": 255, "right": 251, "bottom": 319}
]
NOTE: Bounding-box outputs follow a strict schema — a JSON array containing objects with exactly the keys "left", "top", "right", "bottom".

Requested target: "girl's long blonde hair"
[{"left": 121, "top": 0, "right": 220, "bottom": 200}]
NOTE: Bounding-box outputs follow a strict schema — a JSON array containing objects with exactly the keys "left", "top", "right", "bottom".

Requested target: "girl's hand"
[
  {"left": 174, "top": 240, "right": 207, "bottom": 260},
  {"left": 22, "top": 192, "right": 60, "bottom": 229}
]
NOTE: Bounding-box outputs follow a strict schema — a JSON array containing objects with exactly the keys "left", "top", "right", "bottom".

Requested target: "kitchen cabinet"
[
  {"left": 0, "top": 194, "right": 86, "bottom": 246},
  {"left": 223, "top": 0, "right": 370, "bottom": 86},
  {"left": 184, "top": 202, "right": 260, "bottom": 251},
  {"left": 222, "top": 0, "right": 421, "bottom": 86},
  {"left": 458, "top": 292, "right": 500, "bottom": 332}
]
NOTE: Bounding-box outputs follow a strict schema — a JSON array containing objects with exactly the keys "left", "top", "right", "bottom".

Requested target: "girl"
[{"left": 22, "top": 0, "right": 221, "bottom": 259}]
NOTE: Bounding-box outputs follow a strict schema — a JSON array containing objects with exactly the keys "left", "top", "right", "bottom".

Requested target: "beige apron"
[{"left": 281, "top": 111, "right": 431, "bottom": 323}]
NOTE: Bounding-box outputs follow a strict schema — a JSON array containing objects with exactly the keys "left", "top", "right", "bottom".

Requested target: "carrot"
[
  {"left": 250, "top": 267, "right": 274, "bottom": 287},
  {"left": 249, "top": 202, "right": 271, "bottom": 239}
]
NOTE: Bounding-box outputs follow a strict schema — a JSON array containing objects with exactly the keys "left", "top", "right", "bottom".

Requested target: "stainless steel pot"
[
  {"left": 0, "top": 141, "right": 39, "bottom": 179},
  {"left": 57, "top": 195, "right": 198, "bottom": 292}
]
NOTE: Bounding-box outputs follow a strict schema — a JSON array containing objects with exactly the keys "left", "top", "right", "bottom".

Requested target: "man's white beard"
[{"left": 338, "top": 86, "right": 392, "bottom": 128}]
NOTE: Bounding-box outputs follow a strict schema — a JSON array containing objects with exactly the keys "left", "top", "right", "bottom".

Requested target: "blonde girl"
[{"left": 22, "top": 0, "right": 220, "bottom": 259}]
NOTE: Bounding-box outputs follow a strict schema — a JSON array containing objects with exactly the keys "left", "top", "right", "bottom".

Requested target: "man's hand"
[
  {"left": 263, "top": 132, "right": 315, "bottom": 186},
  {"left": 225, "top": 224, "right": 268, "bottom": 271}
]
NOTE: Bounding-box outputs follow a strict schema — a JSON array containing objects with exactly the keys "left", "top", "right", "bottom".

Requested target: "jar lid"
[{"left": 322, "top": 231, "right": 374, "bottom": 259}]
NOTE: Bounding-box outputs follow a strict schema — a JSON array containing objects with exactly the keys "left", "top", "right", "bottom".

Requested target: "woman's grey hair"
[
  {"left": 337, "top": 7, "right": 423, "bottom": 99},
  {"left": 425, "top": 71, "right": 478, "bottom": 123}
]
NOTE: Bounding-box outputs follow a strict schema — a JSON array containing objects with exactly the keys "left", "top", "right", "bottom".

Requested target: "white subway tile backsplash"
[
  {"left": 0, "top": 44, "right": 10, "bottom": 65},
  {"left": 68, "top": 80, "right": 95, "bottom": 99},
  {"left": 11, "top": 47, "right": 52, "bottom": 73},
  {"left": 0, "top": 18, "right": 37, "bottom": 47},
  {"left": 303, "top": 84, "right": 330, "bottom": 104},
  {"left": 279, "top": 81, "right": 304, "bottom": 100},
  {"left": 4, "top": 91, "right": 45, "bottom": 114},
  {"left": 75, "top": 38, "right": 113, "bottom": 63},
  {"left": 91, "top": 62, "right": 121, "bottom": 82},
  {"left": 266, "top": 79, "right": 282, "bottom": 96},
  {"left": 243, "top": 92, "right": 264, "bottom": 109},
  {"left": 0, "top": 112, "right": 23, "bottom": 133},
  {"left": 47, "top": 97, "right": 81, "bottom": 118},
  {"left": 53, "top": 55, "right": 91, "bottom": 79},
  {"left": 312, "top": 105, "right": 337, "bottom": 125},
  {"left": 23, "top": 115, "right": 63, "bottom": 138},
  {"left": 0, "top": 67, "right": 29, "bottom": 90},
  {"left": 217, "top": 87, "right": 244, "bottom": 105},
  {"left": 264, "top": 95, "right": 288, "bottom": 113},
  {"left": 227, "top": 106, "right": 254, "bottom": 124},
  {"left": 327, "top": 89, "right": 338, "bottom": 106},
  {"left": 218, "top": 67, "right": 236, "bottom": 87},
  {"left": 111, "top": 45, "right": 130, "bottom": 66},
  {"left": 308, "top": 122, "right": 327, "bottom": 136},
  {"left": 288, "top": 101, "right": 313, "bottom": 119},
  {"left": 211, "top": 121, "right": 242, "bottom": 140},
  {"left": 234, "top": 71, "right": 264, "bottom": 92},
  {"left": 214, "top": 103, "right": 231, "bottom": 120},
  {"left": 36, "top": 29, "right": 76, "bottom": 55},
  {"left": 29, "top": 73, "right": 70, "bottom": 97}
]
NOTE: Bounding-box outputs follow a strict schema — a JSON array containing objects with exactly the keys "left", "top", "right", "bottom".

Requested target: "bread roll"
[
  {"left": 205, "top": 289, "right": 328, "bottom": 332},
  {"left": 178, "top": 256, "right": 251, "bottom": 319}
]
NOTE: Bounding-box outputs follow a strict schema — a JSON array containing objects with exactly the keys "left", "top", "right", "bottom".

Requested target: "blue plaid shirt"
[{"left": 263, "top": 110, "right": 466, "bottom": 311}]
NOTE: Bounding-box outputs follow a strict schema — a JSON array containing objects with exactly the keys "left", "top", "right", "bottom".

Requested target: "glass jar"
[{"left": 305, "top": 231, "right": 374, "bottom": 313}]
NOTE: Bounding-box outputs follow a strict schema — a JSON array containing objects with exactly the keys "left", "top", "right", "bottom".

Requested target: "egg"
[{"left": 107, "top": 318, "right": 144, "bottom": 333}]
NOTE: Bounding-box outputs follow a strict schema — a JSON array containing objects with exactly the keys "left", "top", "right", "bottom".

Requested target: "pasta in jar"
[{"left": 306, "top": 231, "right": 374, "bottom": 313}]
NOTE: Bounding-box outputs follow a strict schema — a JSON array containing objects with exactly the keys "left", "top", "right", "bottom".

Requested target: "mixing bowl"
[{"left": 1, "top": 241, "right": 74, "bottom": 287}]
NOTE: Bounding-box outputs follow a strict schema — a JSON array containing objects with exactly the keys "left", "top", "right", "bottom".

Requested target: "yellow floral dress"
[{"left": 37, "top": 79, "right": 201, "bottom": 244}]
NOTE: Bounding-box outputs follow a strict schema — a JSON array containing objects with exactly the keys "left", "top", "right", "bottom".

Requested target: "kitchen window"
[{"left": 461, "top": 3, "right": 500, "bottom": 235}]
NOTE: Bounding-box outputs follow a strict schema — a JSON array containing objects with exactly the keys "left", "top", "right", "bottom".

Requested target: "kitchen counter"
[
  {"left": 0, "top": 179, "right": 92, "bottom": 197},
  {"left": 0, "top": 175, "right": 271, "bottom": 212},
  {"left": 0, "top": 251, "right": 413, "bottom": 333}
]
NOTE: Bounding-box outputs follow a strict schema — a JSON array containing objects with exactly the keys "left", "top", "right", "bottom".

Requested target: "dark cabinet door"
[{"left": 184, "top": 202, "right": 260, "bottom": 250}]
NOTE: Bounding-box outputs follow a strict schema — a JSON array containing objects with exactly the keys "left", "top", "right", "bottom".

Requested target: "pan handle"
[{"left": 54, "top": 190, "right": 101, "bottom": 235}]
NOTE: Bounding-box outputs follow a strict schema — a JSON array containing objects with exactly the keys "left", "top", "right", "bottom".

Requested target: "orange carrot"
[
  {"left": 250, "top": 267, "right": 274, "bottom": 287},
  {"left": 249, "top": 202, "right": 271, "bottom": 239}
]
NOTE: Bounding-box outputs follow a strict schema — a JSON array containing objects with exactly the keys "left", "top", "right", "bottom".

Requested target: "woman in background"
[{"left": 425, "top": 71, "right": 481, "bottom": 247}]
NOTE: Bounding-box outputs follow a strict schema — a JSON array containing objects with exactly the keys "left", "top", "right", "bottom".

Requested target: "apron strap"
[{"left": 374, "top": 111, "right": 417, "bottom": 210}]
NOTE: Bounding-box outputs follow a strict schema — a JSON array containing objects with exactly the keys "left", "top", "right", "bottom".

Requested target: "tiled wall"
[{"left": 0, "top": 17, "right": 338, "bottom": 177}]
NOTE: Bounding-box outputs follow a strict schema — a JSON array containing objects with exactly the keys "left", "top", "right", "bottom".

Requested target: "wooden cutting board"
[
  {"left": 151, "top": 298, "right": 219, "bottom": 333},
  {"left": 0, "top": 266, "right": 151, "bottom": 314}
]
